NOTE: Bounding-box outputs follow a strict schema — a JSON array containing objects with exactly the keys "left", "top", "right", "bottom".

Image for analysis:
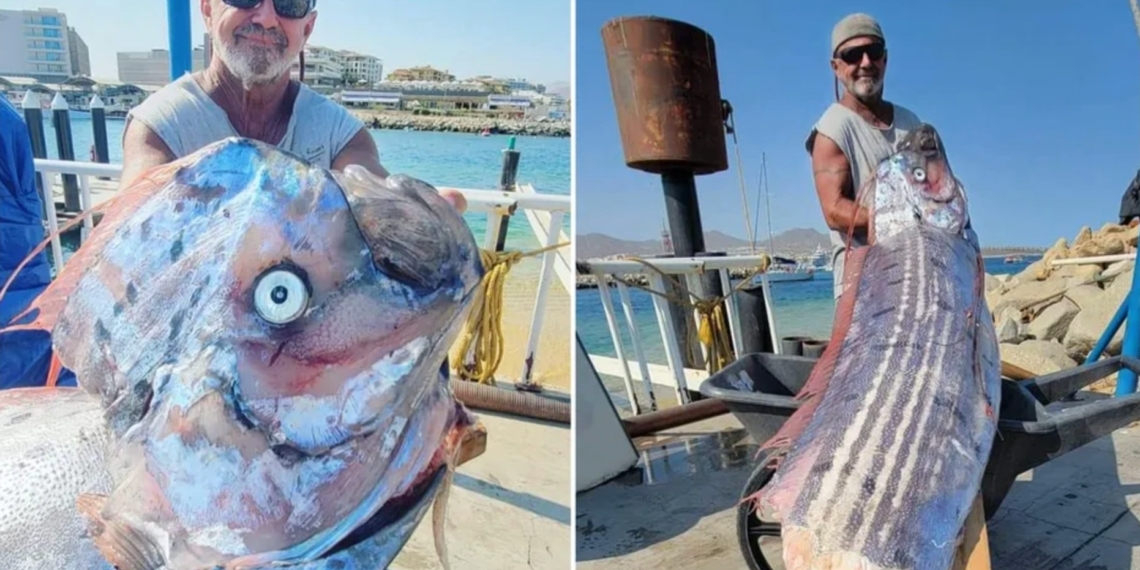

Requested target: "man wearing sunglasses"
[
  {"left": 118, "top": 0, "right": 467, "bottom": 213},
  {"left": 805, "top": 13, "right": 923, "bottom": 299}
]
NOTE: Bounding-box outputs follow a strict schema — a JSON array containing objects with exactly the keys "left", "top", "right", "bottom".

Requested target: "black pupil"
[{"left": 271, "top": 285, "right": 289, "bottom": 304}]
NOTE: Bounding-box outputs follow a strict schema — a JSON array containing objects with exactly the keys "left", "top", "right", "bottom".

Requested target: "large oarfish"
[
  {"left": 750, "top": 124, "right": 1002, "bottom": 570},
  {"left": 0, "top": 137, "right": 484, "bottom": 569}
]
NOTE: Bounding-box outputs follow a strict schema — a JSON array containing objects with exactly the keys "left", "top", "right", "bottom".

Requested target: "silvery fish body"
[
  {"left": 753, "top": 124, "right": 1002, "bottom": 570},
  {"left": 0, "top": 137, "right": 484, "bottom": 569}
]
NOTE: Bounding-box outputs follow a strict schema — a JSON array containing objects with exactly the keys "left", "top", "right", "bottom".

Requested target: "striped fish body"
[{"left": 754, "top": 124, "right": 1002, "bottom": 570}]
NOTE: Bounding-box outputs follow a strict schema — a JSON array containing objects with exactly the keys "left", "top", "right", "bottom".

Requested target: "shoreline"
[{"left": 352, "top": 110, "right": 570, "bottom": 138}]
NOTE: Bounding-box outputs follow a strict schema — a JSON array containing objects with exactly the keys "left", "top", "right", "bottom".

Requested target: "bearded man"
[
  {"left": 806, "top": 13, "right": 922, "bottom": 299},
  {"left": 121, "top": 0, "right": 466, "bottom": 212}
]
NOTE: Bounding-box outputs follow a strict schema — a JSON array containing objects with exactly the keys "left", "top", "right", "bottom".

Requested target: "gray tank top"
[
  {"left": 805, "top": 102, "right": 922, "bottom": 298},
  {"left": 125, "top": 74, "right": 364, "bottom": 169}
]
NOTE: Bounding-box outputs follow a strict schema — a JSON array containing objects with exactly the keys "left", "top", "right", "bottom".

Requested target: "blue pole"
[
  {"left": 167, "top": 0, "right": 192, "bottom": 81},
  {"left": 1116, "top": 263, "right": 1140, "bottom": 396}
]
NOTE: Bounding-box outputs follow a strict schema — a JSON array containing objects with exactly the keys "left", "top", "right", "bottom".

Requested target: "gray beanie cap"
[{"left": 831, "top": 13, "right": 884, "bottom": 56}]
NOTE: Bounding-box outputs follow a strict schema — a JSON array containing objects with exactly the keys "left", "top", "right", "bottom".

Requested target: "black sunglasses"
[
  {"left": 836, "top": 42, "right": 885, "bottom": 65},
  {"left": 223, "top": 0, "right": 315, "bottom": 19}
]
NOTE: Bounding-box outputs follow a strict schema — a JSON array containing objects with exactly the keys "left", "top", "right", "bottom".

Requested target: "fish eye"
[
  {"left": 253, "top": 267, "right": 310, "bottom": 325},
  {"left": 912, "top": 167, "right": 926, "bottom": 182}
]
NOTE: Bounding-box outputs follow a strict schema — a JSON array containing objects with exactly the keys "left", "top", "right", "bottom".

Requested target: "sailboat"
[{"left": 751, "top": 152, "right": 815, "bottom": 285}]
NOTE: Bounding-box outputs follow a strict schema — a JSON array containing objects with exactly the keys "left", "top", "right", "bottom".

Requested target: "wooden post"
[{"left": 952, "top": 494, "right": 992, "bottom": 570}]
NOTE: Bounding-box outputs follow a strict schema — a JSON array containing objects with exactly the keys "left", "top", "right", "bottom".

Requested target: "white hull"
[{"left": 752, "top": 270, "right": 815, "bottom": 284}]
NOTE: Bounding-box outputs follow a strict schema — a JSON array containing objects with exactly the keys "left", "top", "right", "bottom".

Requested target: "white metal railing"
[
  {"left": 580, "top": 255, "right": 779, "bottom": 415},
  {"left": 32, "top": 158, "right": 573, "bottom": 387}
]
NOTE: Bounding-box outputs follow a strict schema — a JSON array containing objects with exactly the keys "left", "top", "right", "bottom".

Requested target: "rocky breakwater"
[
  {"left": 357, "top": 112, "right": 570, "bottom": 137},
  {"left": 985, "top": 222, "right": 1139, "bottom": 390}
]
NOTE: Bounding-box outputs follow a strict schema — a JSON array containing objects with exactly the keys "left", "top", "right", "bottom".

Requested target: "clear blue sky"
[
  {"left": 5, "top": 0, "right": 570, "bottom": 86},
  {"left": 574, "top": 0, "right": 1140, "bottom": 248}
]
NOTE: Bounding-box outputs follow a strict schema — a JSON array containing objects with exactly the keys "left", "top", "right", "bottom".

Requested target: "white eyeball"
[
  {"left": 913, "top": 167, "right": 926, "bottom": 182},
  {"left": 254, "top": 268, "right": 309, "bottom": 325}
]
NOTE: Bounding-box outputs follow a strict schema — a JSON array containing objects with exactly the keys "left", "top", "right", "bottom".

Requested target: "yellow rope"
[
  {"left": 617, "top": 254, "right": 773, "bottom": 375},
  {"left": 452, "top": 241, "right": 570, "bottom": 385}
]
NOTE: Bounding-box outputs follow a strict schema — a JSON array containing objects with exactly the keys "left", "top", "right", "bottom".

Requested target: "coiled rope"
[
  {"left": 610, "top": 253, "right": 772, "bottom": 375},
  {"left": 452, "top": 241, "right": 570, "bottom": 385}
]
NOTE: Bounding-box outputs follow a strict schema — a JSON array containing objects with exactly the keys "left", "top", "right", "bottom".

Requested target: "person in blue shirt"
[{"left": 0, "top": 96, "right": 76, "bottom": 388}]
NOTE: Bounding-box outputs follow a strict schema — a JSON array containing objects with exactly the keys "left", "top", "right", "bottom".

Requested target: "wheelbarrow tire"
[{"left": 737, "top": 451, "right": 782, "bottom": 570}]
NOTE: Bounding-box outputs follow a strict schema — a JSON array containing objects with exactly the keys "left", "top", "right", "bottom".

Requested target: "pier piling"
[
  {"left": 90, "top": 95, "right": 111, "bottom": 181},
  {"left": 49, "top": 94, "right": 81, "bottom": 212},
  {"left": 21, "top": 92, "right": 48, "bottom": 202},
  {"left": 494, "top": 136, "right": 521, "bottom": 250}
]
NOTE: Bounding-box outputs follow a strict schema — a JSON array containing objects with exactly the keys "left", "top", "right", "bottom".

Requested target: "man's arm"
[
  {"left": 331, "top": 127, "right": 390, "bottom": 178},
  {"left": 810, "top": 132, "right": 868, "bottom": 234},
  {"left": 331, "top": 127, "right": 468, "bottom": 214},
  {"left": 119, "top": 119, "right": 176, "bottom": 190}
]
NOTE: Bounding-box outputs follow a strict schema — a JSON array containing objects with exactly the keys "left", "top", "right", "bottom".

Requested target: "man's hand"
[{"left": 810, "top": 132, "right": 869, "bottom": 235}]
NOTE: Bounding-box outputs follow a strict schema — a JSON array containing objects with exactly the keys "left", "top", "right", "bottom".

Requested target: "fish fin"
[
  {"left": 0, "top": 162, "right": 178, "bottom": 338},
  {"left": 45, "top": 352, "right": 62, "bottom": 387},
  {"left": 757, "top": 246, "right": 868, "bottom": 461},
  {"left": 77, "top": 493, "right": 167, "bottom": 570},
  {"left": 431, "top": 465, "right": 455, "bottom": 570},
  {"left": 432, "top": 409, "right": 473, "bottom": 570}
]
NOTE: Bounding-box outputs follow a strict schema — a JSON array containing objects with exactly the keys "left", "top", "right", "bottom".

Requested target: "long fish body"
[
  {"left": 0, "top": 137, "right": 484, "bottom": 569},
  {"left": 751, "top": 124, "right": 1002, "bottom": 570}
]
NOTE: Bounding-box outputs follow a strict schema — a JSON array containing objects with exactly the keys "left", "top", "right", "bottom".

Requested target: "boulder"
[
  {"left": 1101, "top": 259, "right": 1135, "bottom": 288},
  {"left": 999, "top": 340, "right": 1077, "bottom": 376},
  {"left": 988, "top": 278, "right": 1069, "bottom": 316},
  {"left": 1063, "top": 268, "right": 1133, "bottom": 357},
  {"left": 1025, "top": 298, "right": 1079, "bottom": 342},
  {"left": 984, "top": 273, "right": 1004, "bottom": 293}
]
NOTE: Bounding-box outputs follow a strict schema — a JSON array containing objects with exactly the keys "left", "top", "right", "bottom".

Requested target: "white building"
[
  {"left": 290, "top": 45, "right": 344, "bottom": 94},
  {"left": 0, "top": 8, "right": 72, "bottom": 82},
  {"left": 118, "top": 48, "right": 206, "bottom": 84},
  {"left": 67, "top": 26, "right": 90, "bottom": 77},
  {"left": 337, "top": 51, "right": 383, "bottom": 85}
]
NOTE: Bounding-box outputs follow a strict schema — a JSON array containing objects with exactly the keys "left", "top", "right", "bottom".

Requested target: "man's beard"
[
  {"left": 844, "top": 74, "right": 883, "bottom": 103},
  {"left": 213, "top": 24, "right": 295, "bottom": 87}
]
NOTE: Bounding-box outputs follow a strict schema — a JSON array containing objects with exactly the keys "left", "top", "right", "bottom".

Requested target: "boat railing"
[
  {"left": 577, "top": 254, "right": 778, "bottom": 415},
  {"left": 32, "top": 158, "right": 574, "bottom": 388}
]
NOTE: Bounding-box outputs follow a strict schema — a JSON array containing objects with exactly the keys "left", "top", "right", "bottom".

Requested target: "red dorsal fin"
[{"left": 756, "top": 246, "right": 869, "bottom": 462}]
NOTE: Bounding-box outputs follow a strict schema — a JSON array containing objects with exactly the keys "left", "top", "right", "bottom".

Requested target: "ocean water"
[
  {"left": 576, "top": 255, "right": 1041, "bottom": 366},
  {"left": 34, "top": 114, "right": 570, "bottom": 252}
]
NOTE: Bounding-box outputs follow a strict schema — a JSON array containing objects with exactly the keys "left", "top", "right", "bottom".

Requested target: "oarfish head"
[
  {"left": 50, "top": 137, "right": 484, "bottom": 568},
  {"left": 864, "top": 123, "right": 970, "bottom": 243}
]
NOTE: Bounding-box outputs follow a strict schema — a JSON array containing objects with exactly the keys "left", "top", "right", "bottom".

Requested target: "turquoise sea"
[
  {"left": 576, "top": 255, "right": 1042, "bottom": 368},
  {"left": 35, "top": 114, "right": 570, "bottom": 252}
]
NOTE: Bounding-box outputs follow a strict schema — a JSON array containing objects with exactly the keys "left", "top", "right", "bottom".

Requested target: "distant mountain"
[
  {"left": 545, "top": 81, "right": 570, "bottom": 99},
  {"left": 576, "top": 228, "right": 1045, "bottom": 260},
  {"left": 576, "top": 228, "right": 833, "bottom": 259}
]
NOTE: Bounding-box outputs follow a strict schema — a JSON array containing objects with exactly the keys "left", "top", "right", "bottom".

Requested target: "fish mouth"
[
  {"left": 262, "top": 463, "right": 450, "bottom": 569},
  {"left": 318, "top": 462, "right": 448, "bottom": 561}
]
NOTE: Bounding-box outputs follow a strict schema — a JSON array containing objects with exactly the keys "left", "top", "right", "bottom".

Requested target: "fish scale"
[
  {"left": 753, "top": 124, "right": 1001, "bottom": 570},
  {"left": 0, "top": 389, "right": 114, "bottom": 570}
]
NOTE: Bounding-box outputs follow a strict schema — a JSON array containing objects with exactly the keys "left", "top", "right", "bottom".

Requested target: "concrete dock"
[
  {"left": 576, "top": 400, "right": 1140, "bottom": 569},
  {"left": 394, "top": 408, "right": 571, "bottom": 569}
]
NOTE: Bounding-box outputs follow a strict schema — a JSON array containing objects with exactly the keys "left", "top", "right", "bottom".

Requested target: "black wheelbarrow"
[{"left": 698, "top": 351, "right": 1140, "bottom": 570}]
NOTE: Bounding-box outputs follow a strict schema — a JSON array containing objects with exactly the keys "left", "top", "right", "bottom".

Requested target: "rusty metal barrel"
[{"left": 600, "top": 16, "right": 729, "bottom": 175}]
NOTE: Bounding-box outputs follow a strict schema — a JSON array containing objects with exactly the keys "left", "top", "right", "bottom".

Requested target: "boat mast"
[{"left": 762, "top": 152, "right": 776, "bottom": 257}]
